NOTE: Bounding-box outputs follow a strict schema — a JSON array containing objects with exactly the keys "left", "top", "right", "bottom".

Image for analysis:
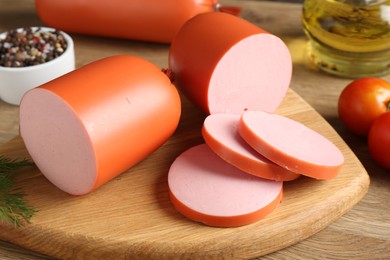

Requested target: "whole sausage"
[
  {"left": 35, "top": 0, "right": 219, "bottom": 43},
  {"left": 19, "top": 55, "right": 181, "bottom": 195}
]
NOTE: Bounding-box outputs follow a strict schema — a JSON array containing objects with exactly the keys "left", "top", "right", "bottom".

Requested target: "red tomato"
[
  {"left": 338, "top": 77, "right": 390, "bottom": 137},
  {"left": 368, "top": 112, "right": 390, "bottom": 170}
]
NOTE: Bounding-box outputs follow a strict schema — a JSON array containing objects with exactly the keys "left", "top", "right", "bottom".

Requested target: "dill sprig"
[
  {"left": 0, "top": 156, "right": 37, "bottom": 227},
  {"left": 0, "top": 156, "right": 33, "bottom": 171}
]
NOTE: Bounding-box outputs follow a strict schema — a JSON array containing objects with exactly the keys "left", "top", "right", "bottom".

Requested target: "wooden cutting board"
[{"left": 0, "top": 87, "right": 369, "bottom": 259}]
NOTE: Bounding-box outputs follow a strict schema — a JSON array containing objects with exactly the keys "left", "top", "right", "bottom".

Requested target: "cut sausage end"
[
  {"left": 20, "top": 88, "right": 97, "bottom": 195},
  {"left": 238, "top": 111, "right": 344, "bottom": 180},
  {"left": 202, "top": 113, "right": 301, "bottom": 181},
  {"left": 208, "top": 33, "right": 292, "bottom": 114},
  {"left": 19, "top": 55, "right": 182, "bottom": 195},
  {"left": 168, "top": 144, "right": 283, "bottom": 227},
  {"left": 169, "top": 12, "right": 292, "bottom": 115}
]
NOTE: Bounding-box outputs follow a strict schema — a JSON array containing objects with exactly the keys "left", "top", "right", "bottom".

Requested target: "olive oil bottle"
[{"left": 302, "top": 0, "right": 390, "bottom": 77}]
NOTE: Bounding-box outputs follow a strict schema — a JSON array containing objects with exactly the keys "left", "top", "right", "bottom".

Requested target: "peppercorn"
[{"left": 0, "top": 27, "right": 68, "bottom": 67}]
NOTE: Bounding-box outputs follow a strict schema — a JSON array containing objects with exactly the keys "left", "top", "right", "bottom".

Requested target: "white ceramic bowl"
[{"left": 0, "top": 27, "right": 75, "bottom": 105}]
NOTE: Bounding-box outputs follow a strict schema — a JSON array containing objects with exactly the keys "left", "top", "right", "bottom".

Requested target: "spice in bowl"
[
  {"left": 0, "top": 26, "right": 75, "bottom": 105},
  {"left": 0, "top": 27, "right": 68, "bottom": 68}
]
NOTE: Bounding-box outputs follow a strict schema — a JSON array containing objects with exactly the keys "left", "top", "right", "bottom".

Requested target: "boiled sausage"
[
  {"left": 168, "top": 144, "right": 283, "bottom": 227},
  {"left": 169, "top": 12, "right": 292, "bottom": 114},
  {"left": 20, "top": 55, "right": 181, "bottom": 195},
  {"left": 35, "top": 0, "right": 219, "bottom": 43},
  {"left": 238, "top": 111, "right": 344, "bottom": 179},
  {"left": 202, "top": 113, "right": 301, "bottom": 181}
]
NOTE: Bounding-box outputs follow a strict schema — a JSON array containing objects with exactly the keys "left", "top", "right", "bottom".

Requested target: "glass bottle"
[{"left": 302, "top": 0, "right": 390, "bottom": 77}]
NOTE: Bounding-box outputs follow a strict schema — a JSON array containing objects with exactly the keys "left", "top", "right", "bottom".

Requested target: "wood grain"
[
  {"left": 0, "top": 0, "right": 389, "bottom": 259},
  {"left": 0, "top": 88, "right": 368, "bottom": 259}
]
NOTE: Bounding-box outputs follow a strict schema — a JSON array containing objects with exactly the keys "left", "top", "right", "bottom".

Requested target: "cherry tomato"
[
  {"left": 338, "top": 77, "right": 390, "bottom": 137},
  {"left": 368, "top": 112, "right": 390, "bottom": 170}
]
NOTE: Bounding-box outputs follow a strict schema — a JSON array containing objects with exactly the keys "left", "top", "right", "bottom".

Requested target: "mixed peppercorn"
[{"left": 0, "top": 27, "right": 67, "bottom": 68}]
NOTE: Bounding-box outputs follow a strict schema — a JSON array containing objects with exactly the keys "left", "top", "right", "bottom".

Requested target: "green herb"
[{"left": 0, "top": 156, "right": 37, "bottom": 227}]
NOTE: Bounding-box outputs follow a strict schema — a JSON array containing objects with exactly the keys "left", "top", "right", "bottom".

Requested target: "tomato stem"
[{"left": 161, "top": 68, "right": 175, "bottom": 83}]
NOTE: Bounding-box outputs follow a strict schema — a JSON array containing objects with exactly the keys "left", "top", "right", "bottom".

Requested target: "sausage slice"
[
  {"left": 168, "top": 144, "right": 283, "bottom": 227},
  {"left": 202, "top": 113, "right": 300, "bottom": 181},
  {"left": 238, "top": 111, "right": 344, "bottom": 179}
]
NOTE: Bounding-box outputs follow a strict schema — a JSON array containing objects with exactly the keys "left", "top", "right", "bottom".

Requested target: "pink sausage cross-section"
[
  {"left": 202, "top": 113, "right": 301, "bottom": 181},
  {"left": 169, "top": 12, "right": 292, "bottom": 115},
  {"left": 238, "top": 111, "right": 344, "bottom": 180},
  {"left": 168, "top": 144, "right": 283, "bottom": 227},
  {"left": 19, "top": 55, "right": 181, "bottom": 195}
]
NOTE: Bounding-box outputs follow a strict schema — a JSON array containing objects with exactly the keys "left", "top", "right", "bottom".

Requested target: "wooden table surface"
[{"left": 0, "top": 0, "right": 389, "bottom": 259}]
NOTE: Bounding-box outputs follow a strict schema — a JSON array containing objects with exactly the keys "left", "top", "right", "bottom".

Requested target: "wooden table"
[{"left": 0, "top": 0, "right": 389, "bottom": 259}]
